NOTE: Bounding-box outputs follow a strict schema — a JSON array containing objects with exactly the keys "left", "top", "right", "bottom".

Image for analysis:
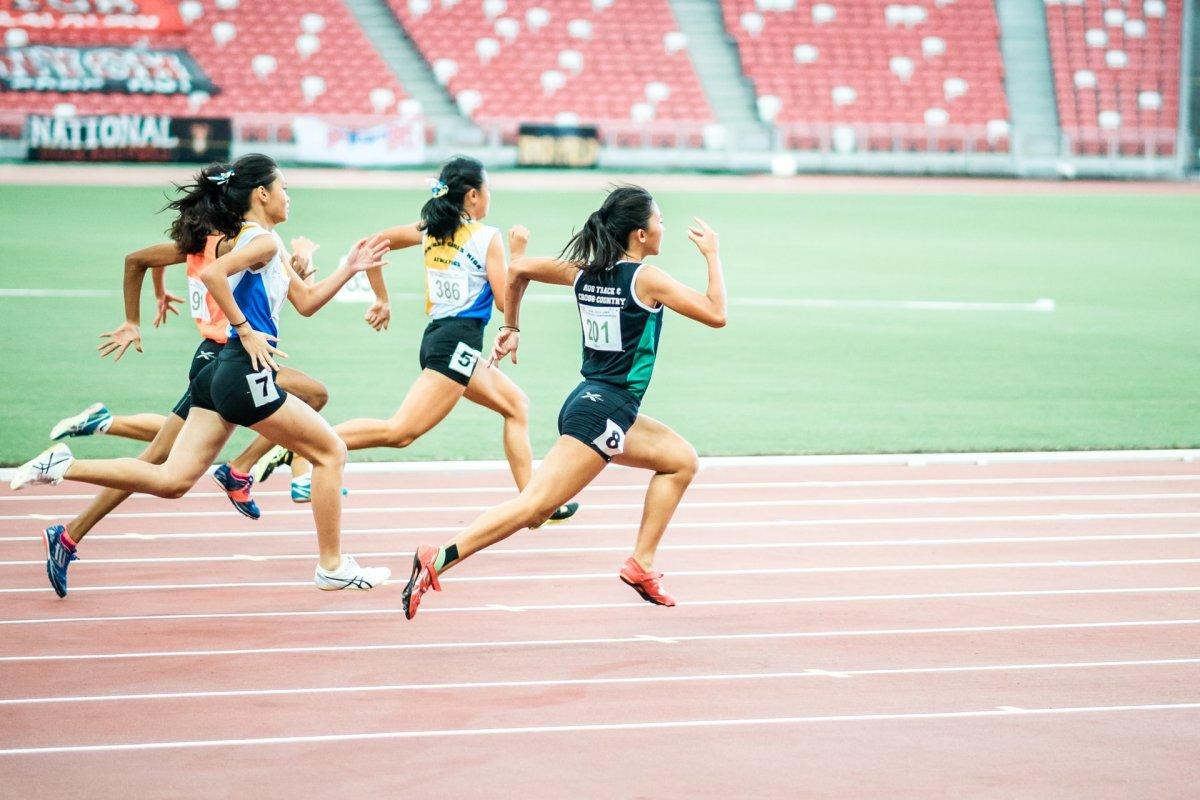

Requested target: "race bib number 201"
[{"left": 580, "top": 305, "right": 621, "bottom": 352}]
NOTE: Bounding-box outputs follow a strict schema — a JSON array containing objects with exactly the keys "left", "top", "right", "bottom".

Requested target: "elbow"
[
  {"left": 124, "top": 254, "right": 145, "bottom": 273},
  {"left": 707, "top": 311, "right": 727, "bottom": 329},
  {"left": 297, "top": 302, "right": 317, "bottom": 318}
]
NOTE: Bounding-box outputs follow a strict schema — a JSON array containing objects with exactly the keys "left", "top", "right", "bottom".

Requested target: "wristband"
[
  {"left": 499, "top": 325, "right": 520, "bottom": 333},
  {"left": 230, "top": 318, "right": 248, "bottom": 328}
]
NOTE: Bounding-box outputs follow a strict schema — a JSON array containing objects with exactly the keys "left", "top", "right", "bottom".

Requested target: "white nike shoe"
[
  {"left": 314, "top": 555, "right": 390, "bottom": 591},
  {"left": 11, "top": 444, "right": 75, "bottom": 490}
]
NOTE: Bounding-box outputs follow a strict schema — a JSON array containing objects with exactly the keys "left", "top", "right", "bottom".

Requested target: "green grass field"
[{"left": 1, "top": 180, "right": 1197, "bottom": 465}]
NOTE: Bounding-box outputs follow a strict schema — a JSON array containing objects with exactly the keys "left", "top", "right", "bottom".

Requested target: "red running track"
[{"left": 0, "top": 456, "right": 1198, "bottom": 798}]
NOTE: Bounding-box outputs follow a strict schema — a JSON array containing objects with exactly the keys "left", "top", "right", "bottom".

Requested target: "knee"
[
  {"left": 519, "top": 493, "right": 560, "bottom": 528},
  {"left": 305, "top": 383, "right": 330, "bottom": 412},
  {"left": 509, "top": 390, "right": 530, "bottom": 422},
  {"left": 384, "top": 425, "right": 417, "bottom": 449},
  {"left": 160, "top": 474, "right": 195, "bottom": 499},
  {"left": 672, "top": 443, "right": 700, "bottom": 483},
  {"left": 315, "top": 437, "right": 348, "bottom": 469}
]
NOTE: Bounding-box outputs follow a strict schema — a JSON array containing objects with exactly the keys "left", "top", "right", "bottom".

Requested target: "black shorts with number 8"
[
  {"left": 188, "top": 338, "right": 288, "bottom": 427},
  {"left": 557, "top": 380, "right": 640, "bottom": 462}
]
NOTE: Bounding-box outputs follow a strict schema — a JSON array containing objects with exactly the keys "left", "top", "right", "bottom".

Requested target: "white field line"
[
  {"left": 2, "top": 558, "right": 1198, "bottom": 595},
  {"left": 1, "top": 288, "right": 1056, "bottom": 312},
  {"left": 3, "top": 492, "right": 1197, "bottom": 522},
  {"left": 3, "top": 531, "right": 1198, "bottom": 567},
  {"left": 4, "top": 473, "right": 1199, "bottom": 504},
  {"left": 5, "top": 657, "right": 1198, "bottom": 707},
  {"left": 2, "top": 589, "right": 1198, "bottom": 635},
  {"left": 2, "top": 702, "right": 1198, "bottom": 756},
  {"left": 4, "top": 512, "right": 1199, "bottom": 545}
]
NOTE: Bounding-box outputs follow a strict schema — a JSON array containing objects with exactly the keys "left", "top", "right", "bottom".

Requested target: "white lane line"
[
  {"left": 3, "top": 702, "right": 1199, "bottom": 756},
  {"left": 3, "top": 558, "right": 1198, "bottom": 594},
  {"left": 3, "top": 473, "right": 1198, "bottom": 503},
  {"left": 5, "top": 657, "right": 1197, "bottom": 707},
  {"left": 2, "top": 532, "right": 1198, "bottom": 567},
  {"left": 4, "top": 513, "right": 1199, "bottom": 543},
  {"left": 5, "top": 492, "right": 1196, "bottom": 522}
]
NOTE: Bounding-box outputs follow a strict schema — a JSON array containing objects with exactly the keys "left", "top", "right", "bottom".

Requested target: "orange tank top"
[{"left": 185, "top": 235, "right": 228, "bottom": 344}]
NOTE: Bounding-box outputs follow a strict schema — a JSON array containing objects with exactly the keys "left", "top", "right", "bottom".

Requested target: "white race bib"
[
  {"left": 580, "top": 305, "right": 622, "bottom": 352},
  {"left": 187, "top": 277, "right": 210, "bottom": 322},
  {"left": 427, "top": 269, "right": 469, "bottom": 308},
  {"left": 245, "top": 367, "right": 281, "bottom": 408},
  {"left": 592, "top": 419, "right": 626, "bottom": 457}
]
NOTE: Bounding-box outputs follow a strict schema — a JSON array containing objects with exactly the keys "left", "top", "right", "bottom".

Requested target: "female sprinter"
[
  {"left": 31, "top": 232, "right": 332, "bottom": 596},
  {"left": 11, "top": 154, "right": 393, "bottom": 591},
  {"left": 263, "top": 157, "right": 578, "bottom": 521},
  {"left": 400, "top": 186, "right": 726, "bottom": 618}
]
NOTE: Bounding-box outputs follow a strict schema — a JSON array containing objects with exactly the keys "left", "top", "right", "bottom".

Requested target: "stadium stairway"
[
  {"left": 995, "top": 0, "right": 1063, "bottom": 165},
  {"left": 342, "top": 0, "right": 481, "bottom": 144},
  {"left": 668, "top": 0, "right": 771, "bottom": 147}
]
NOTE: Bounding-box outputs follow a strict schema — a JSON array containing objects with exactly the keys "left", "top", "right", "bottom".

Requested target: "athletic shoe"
[
  {"left": 43, "top": 525, "right": 77, "bottom": 598},
  {"left": 547, "top": 502, "right": 580, "bottom": 523},
  {"left": 313, "top": 555, "right": 390, "bottom": 590},
  {"left": 290, "top": 474, "right": 348, "bottom": 503},
  {"left": 49, "top": 402, "right": 112, "bottom": 440},
  {"left": 251, "top": 445, "right": 292, "bottom": 484},
  {"left": 401, "top": 544, "right": 442, "bottom": 620},
  {"left": 619, "top": 556, "right": 676, "bottom": 607},
  {"left": 211, "top": 463, "right": 261, "bottom": 520},
  {"left": 10, "top": 444, "right": 75, "bottom": 490}
]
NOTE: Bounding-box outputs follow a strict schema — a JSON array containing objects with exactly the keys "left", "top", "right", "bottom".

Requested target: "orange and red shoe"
[
  {"left": 619, "top": 556, "right": 676, "bottom": 607},
  {"left": 402, "top": 544, "right": 442, "bottom": 620}
]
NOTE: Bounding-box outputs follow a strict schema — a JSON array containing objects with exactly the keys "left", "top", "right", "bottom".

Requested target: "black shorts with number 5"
[
  {"left": 188, "top": 338, "right": 288, "bottom": 427},
  {"left": 558, "top": 380, "right": 640, "bottom": 463},
  {"left": 419, "top": 316, "right": 485, "bottom": 387}
]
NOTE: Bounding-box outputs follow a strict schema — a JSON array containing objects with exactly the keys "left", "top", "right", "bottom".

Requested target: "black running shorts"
[
  {"left": 188, "top": 338, "right": 288, "bottom": 427},
  {"left": 557, "top": 380, "right": 640, "bottom": 462},
  {"left": 419, "top": 316, "right": 485, "bottom": 387},
  {"left": 172, "top": 338, "right": 224, "bottom": 420}
]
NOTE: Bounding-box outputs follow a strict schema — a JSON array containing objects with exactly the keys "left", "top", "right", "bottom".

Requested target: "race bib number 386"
[
  {"left": 580, "top": 305, "right": 622, "bottom": 352},
  {"left": 427, "top": 269, "right": 469, "bottom": 307}
]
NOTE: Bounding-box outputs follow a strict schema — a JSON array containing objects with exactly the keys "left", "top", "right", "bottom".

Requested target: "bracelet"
[
  {"left": 230, "top": 318, "right": 248, "bottom": 328},
  {"left": 499, "top": 325, "right": 520, "bottom": 333}
]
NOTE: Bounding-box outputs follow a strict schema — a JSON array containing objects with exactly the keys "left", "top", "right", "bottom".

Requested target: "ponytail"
[
  {"left": 420, "top": 155, "right": 486, "bottom": 241},
  {"left": 164, "top": 153, "right": 280, "bottom": 254},
  {"left": 559, "top": 185, "right": 655, "bottom": 275}
]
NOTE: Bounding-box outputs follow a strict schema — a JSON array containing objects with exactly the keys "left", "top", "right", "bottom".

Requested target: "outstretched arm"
[
  {"left": 98, "top": 241, "right": 187, "bottom": 362},
  {"left": 489, "top": 255, "right": 580, "bottom": 365},
  {"left": 365, "top": 221, "right": 423, "bottom": 331},
  {"left": 634, "top": 218, "right": 727, "bottom": 328},
  {"left": 285, "top": 235, "right": 391, "bottom": 318}
]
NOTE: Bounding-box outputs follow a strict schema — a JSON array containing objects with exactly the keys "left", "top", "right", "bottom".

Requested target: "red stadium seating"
[
  {"left": 722, "top": 0, "right": 1011, "bottom": 152},
  {"left": 0, "top": 0, "right": 407, "bottom": 118},
  {"left": 388, "top": 0, "right": 713, "bottom": 139},
  {"left": 1044, "top": 0, "right": 1180, "bottom": 155}
]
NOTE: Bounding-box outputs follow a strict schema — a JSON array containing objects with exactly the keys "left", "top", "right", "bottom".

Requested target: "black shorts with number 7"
[
  {"left": 188, "top": 338, "right": 288, "bottom": 427},
  {"left": 557, "top": 380, "right": 640, "bottom": 463}
]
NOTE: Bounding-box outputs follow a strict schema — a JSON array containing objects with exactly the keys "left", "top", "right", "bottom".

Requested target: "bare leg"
[
  {"left": 106, "top": 414, "right": 167, "bottom": 442},
  {"left": 62, "top": 409, "right": 234, "bottom": 498},
  {"left": 611, "top": 415, "right": 699, "bottom": 569},
  {"left": 250, "top": 395, "right": 347, "bottom": 570},
  {"left": 228, "top": 367, "right": 330, "bottom": 475},
  {"left": 68, "top": 412, "right": 185, "bottom": 543},
  {"left": 463, "top": 364, "right": 533, "bottom": 490},
  {"left": 440, "top": 437, "right": 605, "bottom": 573},
  {"left": 334, "top": 369, "right": 464, "bottom": 451}
]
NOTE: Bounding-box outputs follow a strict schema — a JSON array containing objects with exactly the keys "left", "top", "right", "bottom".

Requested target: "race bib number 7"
[
  {"left": 427, "top": 269, "right": 469, "bottom": 307},
  {"left": 580, "top": 305, "right": 622, "bottom": 352},
  {"left": 245, "top": 367, "right": 281, "bottom": 408},
  {"left": 187, "top": 277, "right": 210, "bottom": 322}
]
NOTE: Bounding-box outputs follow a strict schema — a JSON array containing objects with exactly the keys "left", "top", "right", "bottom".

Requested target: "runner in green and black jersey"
[{"left": 401, "top": 185, "right": 728, "bottom": 618}]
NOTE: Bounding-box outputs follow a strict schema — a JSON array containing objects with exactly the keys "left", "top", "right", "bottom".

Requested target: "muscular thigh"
[
  {"left": 464, "top": 363, "right": 525, "bottom": 417},
  {"left": 276, "top": 366, "right": 326, "bottom": 407},
  {"left": 612, "top": 414, "right": 695, "bottom": 472},
  {"left": 163, "top": 408, "right": 235, "bottom": 481}
]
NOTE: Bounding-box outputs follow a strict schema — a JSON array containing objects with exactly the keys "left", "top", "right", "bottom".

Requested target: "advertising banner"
[
  {"left": 26, "top": 113, "right": 231, "bottom": 162},
  {"left": 0, "top": 45, "right": 213, "bottom": 94},
  {"left": 0, "top": 0, "right": 184, "bottom": 32},
  {"left": 516, "top": 123, "right": 600, "bottom": 168},
  {"left": 293, "top": 116, "right": 426, "bottom": 167}
]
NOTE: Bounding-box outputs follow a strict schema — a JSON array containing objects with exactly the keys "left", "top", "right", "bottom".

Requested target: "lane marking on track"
[
  {"left": 2, "top": 473, "right": 1200, "bottom": 504},
  {"left": 3, "top": 558, "right": 1199, "bottom": 594},
  {"left": 4, "top": 512, "right": 1200, "bottom": 541},
  {"left": 2, "top": 702, "right": 1198, "bottom": 755},
  {"left": 4, "top": 657, "right": 1197, "bottom": 707},
  {"left": 5, "top": 492, "right": 1198, "bottom": 522},
  {"left": 1, "top": 532, "right": 1198, "bottom": 566}
]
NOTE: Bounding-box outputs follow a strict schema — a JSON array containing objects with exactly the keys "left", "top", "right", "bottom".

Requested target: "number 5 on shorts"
[
  {"left": 246, "top": 367, "right": 281, "bottom": 408},
  {"left": 593, "top": 419, "right": 625, "bottom": 458}
]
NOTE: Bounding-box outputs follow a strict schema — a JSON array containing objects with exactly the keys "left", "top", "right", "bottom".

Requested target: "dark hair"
[
  {"left": 559, "top": 185, "right": 655, "bottom": 275},
  {"left": 421, "top": 156, "right": 486, "bottom": 241},
  {"left": 164, "top": 153, "right": 280, "bottom": 254}
]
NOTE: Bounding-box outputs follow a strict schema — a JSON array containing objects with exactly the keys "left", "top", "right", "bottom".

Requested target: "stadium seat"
[{"left": 1044, "top": 0, "right": 1181, "bottom": 155}]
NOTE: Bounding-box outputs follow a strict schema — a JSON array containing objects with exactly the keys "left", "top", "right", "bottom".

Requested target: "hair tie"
[
  {"left": 207, "top": 169, "right": 235, "bottom": 187},
  {"left": 426, "top": 178, "right": 449, "bottom": 198}
]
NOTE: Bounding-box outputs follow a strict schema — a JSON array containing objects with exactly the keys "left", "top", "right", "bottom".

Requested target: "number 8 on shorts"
[{"left": 593, "top": 419, "right": 626, "bottom": 458}]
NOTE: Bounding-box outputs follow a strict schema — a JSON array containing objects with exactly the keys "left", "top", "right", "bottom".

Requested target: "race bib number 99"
[
  {"left": 580, "top": 305, "right": 622, "bottom": 352},
  {"left": 427, "top": 269, "right": 469, "bottom": 307},
  {"left": 187, "top": 277, "right": 210, "bottom": 322}
]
